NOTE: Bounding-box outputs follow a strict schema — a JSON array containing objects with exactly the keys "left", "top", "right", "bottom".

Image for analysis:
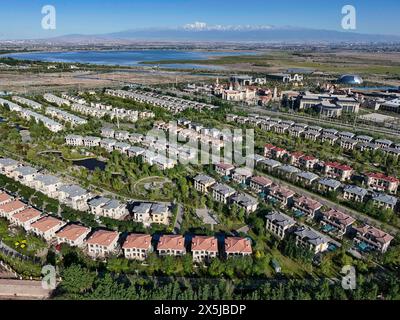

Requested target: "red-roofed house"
[
  {"left": 323, "top": 162, "right": 353, "bottom": 181},
  {"left": 191, "top": 236, "right": 218, "bottom": 262},
  {"left": 0, "top": 192, "right": 12, "bottom": 206},
  {"left": 267, "top": 185, "right": 295, "bottom": 206},
  {"left": 86, "top": 230, "right": 120, "bottom": 258},
  {"left": 353, "top": 225, "right": 393, "bottom": 253},
  {"left": 157, "top": 235, "right": 186, "bottom": 256},
  {"left": 56, "top": 224, "right": 91, "bottom": 247},
  {"left": 215, "top": 163, "right": 235, "bottom": 176},
  {"left": 293, "top": 196, "right": 323, "bottom": 219},
  {"left": 271, "top": 147, "right": 288, "bottom": 159},
  {"left": 30, "top": 216, "right": 66, "bottom": 241},
  {"left": 299, "top": 155, "right": 319, "bottom": 170},
  {"left": 290, "top": 152, "right": 304, "bottom": 167},
  {"left": 249, "top": 176, "right": 273, "bottom": 193},
  {"left": 10, "top": 207, "right": 42, "bottom": 231},
  {"left": 224, "top": 237, "right": 252, "bottom": 258},
  {"left": 320, "top": 209, "right": 356, "bottom": 238},
  {"left": 264, "top": 144, "right": 275, "bottom": 157},
  {"left": 0, "top": 200, "right": 26, "bottom": 220},
  {"left": 365, "top": 173, "right": 399, "bottom": 194},
  {"left": 122, "top": 234, "right": 152, "bottom": 260}
]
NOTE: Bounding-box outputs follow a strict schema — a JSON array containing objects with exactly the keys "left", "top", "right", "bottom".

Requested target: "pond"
[{"left": 72, "top": 158, "right": 107, "bottom": 171}]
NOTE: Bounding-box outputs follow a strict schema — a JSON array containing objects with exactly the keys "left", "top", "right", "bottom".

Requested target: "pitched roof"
[
  {"left": 157, "top": 235, "right": 185, "bottom": 251},
  {"left": 31, "top": 216, "right": 63, "bottom": 233},
  {"left": 0, "top": 192, "right": 12, "bottom": 204},
  {"left": 56, "top": 224, "right": 90, "bottom": 241},
  {"left": 266, "top": 211, "right": 296, "bottom": 228},
  {"left": 366, "top": 172, "right": 399, "bottom": 183},
  {"left": 322, "top": 209, "right": 356, "bottom": 227},
  {"left": 225, "top": 237, "right": 252, "bottom": 254},
  {"left": 353, "top": 225, "right": 394, "bottom": 244},
  {"left": 250, "top": 176, "right": 273, "bottom": 186},
  {"left": 122, "top": 234, "right": 152, "bottom": 249},
  {"left": 0, "top": 200, "right": 26, "bottom": 213},
  {"left": 12, "top": 207, "right": 41, "bottom": 223},
  {"left": 86, "top": 230, "right": 119, "bottom": 246},
  {"left": 191, "top": 236, "right": 218, "bottom": 252}
]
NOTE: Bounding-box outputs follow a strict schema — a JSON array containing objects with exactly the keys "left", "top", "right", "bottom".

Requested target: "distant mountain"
[
  {"left": 104, "top": 26, "right": 400, "bottom": 43},
  {"left": 18, "top": 23, "right": 400, "bottom": 44}
]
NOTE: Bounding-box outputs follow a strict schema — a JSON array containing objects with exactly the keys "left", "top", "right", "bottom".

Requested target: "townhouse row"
[
  {"left": 154, "top": 119, "right": 243, "bottom": 151},
  {"left": 65, "top": 134, "right": 202, "bottom": 171},
  {"left": 227, "top": 113, "right": 400, "bottom": 158},
  {"left": 45, "top": 106, "right": 87, "bottom": 127},
  {"left": 266, "top": 210, "right": 393, "bottom": 254},
  {"left": 0, "top": 158, "right": 171, "bottom": 225},
  {"left": 105, "top": 89, "right": 218, "bottom": 114},
  {"left": 0, "top": 190, "right": 251, "bottom": 262},
  {"left": 261, "top": 144, "right": 399, "bottom": 211},
  {"left": 194, "top": 164, "right": 394, "bottom": 254},
  {"left": 0, "top": 98, "right": 64, "bottom": 132}
]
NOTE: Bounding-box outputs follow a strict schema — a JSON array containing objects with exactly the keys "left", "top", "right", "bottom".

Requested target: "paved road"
[
  {"left": 260, "top": 171, "right": 399, "bottom": 235},
  {"left": 0, "top": 279, "right": 51, "bottom": 300}
]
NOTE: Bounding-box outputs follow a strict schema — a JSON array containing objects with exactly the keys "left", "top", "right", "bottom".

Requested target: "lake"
[{"left": 4, "top": 50, "right": 254, "bottom": 70}]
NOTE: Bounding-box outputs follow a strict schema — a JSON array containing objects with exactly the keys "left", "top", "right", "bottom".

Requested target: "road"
[
  {"left": 260, "top": 171, "right": 399, "bottom": 235},
  {"left": 0, "top": 279, "right": 51, "bottom": 300},
  {"left": 234, "top": 104, "right": 400, "bottom": 138}
]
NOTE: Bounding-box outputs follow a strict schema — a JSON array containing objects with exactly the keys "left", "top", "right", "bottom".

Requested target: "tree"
[{"left": 61, "top": 264, "right": 96, "bottom": 294}]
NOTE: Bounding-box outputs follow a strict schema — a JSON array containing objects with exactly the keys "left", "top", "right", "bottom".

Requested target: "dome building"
[{"left": 337, "top": 74, "right": 364, "bottom": 85}]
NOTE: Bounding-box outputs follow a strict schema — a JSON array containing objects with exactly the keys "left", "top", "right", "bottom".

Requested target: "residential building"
[
  {"left": 30, "top": 216, "right": 66, "bottom": 241},
  {"left": 157, "top": 235, "right": 186, "bottom": 256},
  {"left": 193, "top": 174, "right": 216, "bottom": 193},
  {"left": 215, "top": 163, "right": 235, "bottom": 177},
  {"left": 0, "top": 200, "right": 26, "bottom": 219},
  {"left": 323, "top": 162, "right": 353, "bottom": 181},
  {"left": 317, "top": 178, "right": 341, "bottom": 193},
  {"left": 343, "top": 185, "right": 368, "bottom": 202},
  {"left": 365, "top": 172, "right": 399, "bottom": 194},
  {"left": 86, "top": 230, "right": 120, "bottom": 258},
  {"left": 294, "top": 226, "right": 329, "bottom": 254},
  {"left": 371, "top": 193, "right": 398, "bottom": 211},
  {"left": 57, "top": 185, "right": 91, "bottom": 211},
  {"left": 249, "top": 176, "right": 272, "bottom": 193},
  {"left": 298, "top": 156, "right": 319, "bottom": 170},
  {"left": 353, "top": 225, "right": 393, "bottom": 253},
  {"left": 265, "top": 211, "right": 296, "bottom": 240},
  {"left": 191, "top": 236, "right": 219, "bottom": 262},
  {"left": 293, "top": 196, "right": 323, "bottom": 219},
  {"left": 65, "top": 134, "right": 83, "bottom": 146},
  {"left": 231, "top": 193, "right": 258, "bottom": 214},
  {"left": 55, "top": 224, "right": 91, "bottom": 247},
  {"left": 267, "top": 185, "right": 295, "bottom": 206},
  {"left": 224, "top": 237, "right": 252, "bottom": 258},
  {"left": 10, "top": 207, "right": 42, "bottom": 231},
  {"left": 122, "top": 234, "right": 152, "bottom": 260},
  {"left": 32, "top": 174, "right": 62, "bottom": 197},
  {"left": 0, "top": 158, "right": 19, "bottom": 176},
  {"left": 212, "top": 183, "right": 236, "bottom": 204},
  {"left": 231, "top": 167, "right": 253, "bottom": 185},
  {"left": 320, "top": 209, "right": 355, "bottom": 238},
  {"left": 296, "top": 171, "right": 319, "bottom": 185}
]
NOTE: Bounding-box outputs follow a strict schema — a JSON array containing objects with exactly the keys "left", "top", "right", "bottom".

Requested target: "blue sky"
[{"left": 0, "top": 0, "right": 399, "bottom": 39}]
